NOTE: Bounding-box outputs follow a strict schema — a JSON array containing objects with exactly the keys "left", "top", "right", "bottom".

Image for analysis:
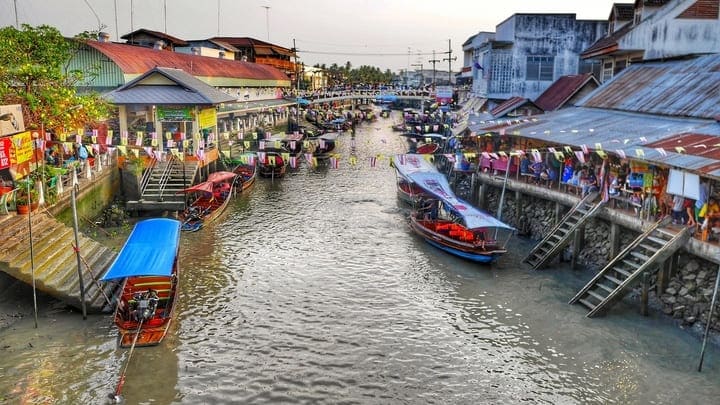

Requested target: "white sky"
[{"left": 1, "top": 0, "right": 620, "bottom": 72}]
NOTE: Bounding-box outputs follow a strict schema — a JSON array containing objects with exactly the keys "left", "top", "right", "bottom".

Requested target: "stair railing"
[
  {"left": 155, "top": 155, "right": 179, "bottom": 201},
  {"left": 139, "top": 156, "right": 159, "bottom": 197},
  {"left": 569, "top": 216, "right": 672, "bottom": 305}
]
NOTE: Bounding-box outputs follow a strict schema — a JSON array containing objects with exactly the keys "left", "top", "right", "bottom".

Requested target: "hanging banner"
[{"left": 198, "top": 108, "right": 217, "bottom": 129}]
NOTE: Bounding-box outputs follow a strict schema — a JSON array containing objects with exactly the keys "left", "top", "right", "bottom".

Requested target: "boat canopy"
[
  {"left": 206, "top": 171, "right": 237, "bottom": 183},
  {"left": 180, "top": 181, "right": 214, "bottom": 194},
  {"left": 101, "top": 218, "right": 181, "bottom": 281},
  {"left": 394, "top": 154, "right": 514, "bottom": 231}
]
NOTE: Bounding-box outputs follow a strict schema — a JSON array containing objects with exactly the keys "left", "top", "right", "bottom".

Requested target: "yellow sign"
[
  {"left": 10, "top": 131, "right": 32, "bottom": 164},
  {"left": 198, "top": 108, "right": 217, "bottom": 129}
]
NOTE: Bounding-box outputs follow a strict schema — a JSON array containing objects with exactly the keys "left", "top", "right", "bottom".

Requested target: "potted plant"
[{"left": 15, "top": 183, "right": 38, "bottom": 214}]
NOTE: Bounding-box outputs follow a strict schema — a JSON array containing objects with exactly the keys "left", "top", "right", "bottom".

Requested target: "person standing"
[{"left": 672, "top": 194, "right": 685, "bottom": 224}]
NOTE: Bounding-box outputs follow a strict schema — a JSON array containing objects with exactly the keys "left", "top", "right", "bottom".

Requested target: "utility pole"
[
  {"left": 262, "top": 6, "right": 271, "bottom": 41},
  {"left": 13, "top": 0, "right": 19, "bottom": 28},
  {"left": 429, "top": 50, "right": 440, "bottom": 89},
  {"left": 411, "top": 63, "right": 423, "bottom": 88},
  {"left": 442, "top": 39, "right": 456, "bottom": 86}
]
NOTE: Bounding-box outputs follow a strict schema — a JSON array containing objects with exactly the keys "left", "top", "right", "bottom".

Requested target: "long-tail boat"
[
  {"left": 101, "top": 218, "right": 181, "bottom": 347},
  {"left": 394, "top": 154, "right": 515, "bottom": 263},
  {"left": 179, "top": 171, "right": 238, "bottom": 231}
]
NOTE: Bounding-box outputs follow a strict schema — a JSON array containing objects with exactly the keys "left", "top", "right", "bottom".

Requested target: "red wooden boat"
[
  {"left": 101, "top": 218, "right": 181, "bottom": 347},
  {"left": 416, "top": 142, "right": 440, "bottom": 154},
  {"left": 179, "top": 171, "right": 238, "bottom": 231}
]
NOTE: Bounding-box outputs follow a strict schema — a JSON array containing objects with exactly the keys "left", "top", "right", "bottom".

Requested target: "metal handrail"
[
  {"left": 156, "top": 155, "right": 178, "bottom": 200},
  {"left": 139, "top": 157, "right": 158, "bottom": 196}
]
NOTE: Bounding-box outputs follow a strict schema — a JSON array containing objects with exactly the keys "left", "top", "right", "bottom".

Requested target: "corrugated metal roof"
[
  {"left": 121, "top": 29, "right": 189, "bottom": 46},
  {"left": 491, "top": 97, "right": 535, "bottom": 118},
  {"left": 581, "top": 22, "right": 634, "bottom": 58},
  {"left": 580, "top": 54, "right": 720, "bottom": 119},
  {"left": 534, "top": 73, "right": 598, "bottom": 112},
  {"left": 105, "top": 67, "right": 237, "bottom": 105},
  {"left": 86, "top": 41, "right": 289, "bottom": 83},
  {"left": 497, "top": 107, "right": 720, "bottom": 178}
]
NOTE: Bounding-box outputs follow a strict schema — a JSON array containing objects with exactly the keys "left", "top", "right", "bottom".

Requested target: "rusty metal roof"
[
  {"left": 581, "top": 22, "right": 634, "bottom": 58},
  {"left": 491, "top": 97, "right": 539, "bottom": 118},
  {"left": 579, "top": 54, "right": 720, "bottom": 119},
  {"left": 86, "top": 41, "right": 289, "bottom": 83},
  {"left": 497, "top": 106, "right": 720, "bottom": 178},
  {"left": 534, "top": 73, "right": 598, "bottom": 112}
]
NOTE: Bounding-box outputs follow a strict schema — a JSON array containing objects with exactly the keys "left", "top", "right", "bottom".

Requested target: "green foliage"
[
  {"left": 322, "top": 61, "right": 393, "bottom": 87},
  {"left": 0, "top": 24, "right": 109, "bottom": 132}
]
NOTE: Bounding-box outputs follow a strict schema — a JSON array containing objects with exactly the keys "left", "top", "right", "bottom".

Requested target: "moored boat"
[
  {"left": 392, "top": 154, "right": 434, "bottom": 204},
  {"left": 257, "top": 149, "right": 287, "bottom": 178},
  {"left": 394, "top": 153, "right": 514, "bottom": 263},
  {"left": 101, "top": 218, "right": 181, "bottom": 347},
  {"left": 309, "top": 132, "right": 339, "bottom": 160},
  {"left": 232, "top": 154, "right": 258, "bottom": 192},
  {"left": 179, "top": 171, "right": 238, "bottom": 231}
]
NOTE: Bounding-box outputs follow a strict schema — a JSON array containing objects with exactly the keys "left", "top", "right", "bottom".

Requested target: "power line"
[{"left": 298, "top": 49, "right": 443, "bottom": 57}]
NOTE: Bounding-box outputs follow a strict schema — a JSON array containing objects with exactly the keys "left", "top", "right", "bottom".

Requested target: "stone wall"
[{"left": 477, "top": 184, "right": 720, "bottom": 336}]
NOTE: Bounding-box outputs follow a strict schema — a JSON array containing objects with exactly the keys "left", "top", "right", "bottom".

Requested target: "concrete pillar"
[
  {"left": 609, "top": 223, "right": 621, "bottom": 259},
  {"left": 477, "top": 184, "right": 486, "bottom": 210},
  {"left": 571, "top": 226, "right": 585, "bottom": 270},
  {"left": 118, "top": 105, "right": 128, "bottom": 136},
  {"left": 470, "top": 173, "right": 478, "bottom": 204},
  {"left": 554, "top": 202, "right": 563, "bottom": 226}
]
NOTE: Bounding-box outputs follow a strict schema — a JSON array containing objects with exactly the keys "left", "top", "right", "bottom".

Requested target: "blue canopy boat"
[
  {"left": 394, "top": 154, "right": 514, "bottom": 263},
  {"left": 101, "top": 218, "right": 181, "bottom": 347}
]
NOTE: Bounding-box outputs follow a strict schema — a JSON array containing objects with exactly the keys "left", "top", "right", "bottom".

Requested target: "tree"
[{"left": 0, "top": 24, "right": 109, "bottom": 133}]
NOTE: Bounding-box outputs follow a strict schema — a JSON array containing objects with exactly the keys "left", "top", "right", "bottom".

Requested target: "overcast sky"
[{"left": 2, "top": 0, "right": 619, "bottom": 71}]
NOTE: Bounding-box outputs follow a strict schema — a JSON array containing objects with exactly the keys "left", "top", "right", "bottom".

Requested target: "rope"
[
  {"left": 111, "top": 317, "right": 144, "bottom": 402},
  {"left": 72, "top": 243, "right": 113, "bottom": 308}
]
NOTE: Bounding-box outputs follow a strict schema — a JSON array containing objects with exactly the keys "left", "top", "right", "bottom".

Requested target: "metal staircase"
[
  {"left": 0, "top": 210, "right": 119, "bottom": 312},
  {"left": 569, "top": 217, "right": 691, "bottom": 317},
  {"left": 126, "top": 157, "right": 198, "bottom": 212},
  {"left": 523, "top": 192, "right": 604, "bottom": 270}
]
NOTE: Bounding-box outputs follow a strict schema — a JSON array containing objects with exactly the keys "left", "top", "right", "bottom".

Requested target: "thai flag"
[
  {"left": 473, "top": 59, "right": 484, "bottom": 71},
  {"left": 329, "top": 157, "right": 339, "bottom": 169},
  {"left": 616, "top": 149, "right": 626, "bottom": 159},
  {"left": 575, "top": 151, "right": 586, "bottom": 163},
  {"left": 580, "top": 144, "right": 589, "bottom": 154},
  {"left": 290, "top": 140, "right": 296, "bottom": 150},
  {"left": 370, "top": 156, "right": 377, "bottom": 167},
  {"left": 656, "top": 148, "right": 667, "bottom": 157},
  {"left": 259, "top": 140, "right": 266, "bottom": 150},
  {"left": 106, "top": 133, "right": 113, "bottom": 145},
  {"left": 257, "top": 151, "right": 266, "bottom": 162},
  {"left": 398, "top": 154, "right": 406, "bottom": 165},
  {"left": 265, "top": 131, "right": 272, "bottom": 140},
  {"left": 319, "top": 139, "right": 326, "bottom": 149},
  {"left": 289, "top": 156, "right": 298, "bottom": 168},
  {"left": 304, "top": 153, "right": 314, "bottom": 167}
]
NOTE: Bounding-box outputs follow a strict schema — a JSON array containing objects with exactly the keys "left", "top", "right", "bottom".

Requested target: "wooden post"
[
  {"left": 657, "top": 258, "right": 670, "bottom": 296},
  {"left": 554, "top": 202, "right": 563, "bottom": 225},
  {"left": 515, "top": 190, "right": 523, "bottom": 226},
  {"left": 640, "top": 272, "right": 649, "bottom": 316}
]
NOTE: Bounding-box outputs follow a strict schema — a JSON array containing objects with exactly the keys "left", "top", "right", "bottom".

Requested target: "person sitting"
[
  {"left": 581, "top": 169, "right": 598, "bottom": 197},
  {"left": 474, "top": 232, "right": 486, "bottom": 249}
]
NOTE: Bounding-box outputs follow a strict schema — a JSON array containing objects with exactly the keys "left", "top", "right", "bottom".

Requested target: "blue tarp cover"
[
  {"left": 393, "top": 154, "right": 514, "bottom": 231},
  {"left": 101, "top": 218, "right": 181, "bottom": 281}
]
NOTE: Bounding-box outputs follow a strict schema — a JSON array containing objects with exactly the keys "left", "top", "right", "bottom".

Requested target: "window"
[
  {"left": 526, "top": 56, "right": 554, "bottom": 81},
  {"left": 614, "top": 59, "right": 627, "bottom": 75},
  {"left": 579, "top": 60, "right": 601, "bottom": 79}
]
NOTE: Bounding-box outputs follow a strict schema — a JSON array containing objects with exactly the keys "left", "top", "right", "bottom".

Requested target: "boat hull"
[
  {"left": 114, "top": 271, "right": 179, "bottom": 347},
  {"left": 409, "top": 217, "right": 506, "bottom": 263}
]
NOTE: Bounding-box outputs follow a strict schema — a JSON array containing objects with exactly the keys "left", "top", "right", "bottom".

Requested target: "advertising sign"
[
  {"left": 10, "top": 131, "right": 32, "bottom": 164},
  {"left": 198, "top": 108, "right": 217, "bottom": 129},
  {"left": 0, "top": 138, "right": 11, "bottom": 169},
  {"left": 0, "top": 104, "right": 25, "bottom": 136}
]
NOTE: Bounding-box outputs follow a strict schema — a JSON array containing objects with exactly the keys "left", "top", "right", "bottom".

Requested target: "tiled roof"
[
  {"left": 86, "top": 41, "right": 289, "bottom": 82},
  {"left": 120, "top": 29, "right": 189, "bottom": 46},
  {"left": 104, "top": 67, "right": 238, "bottom": 105},
  {"left": 534, "top": 73, "right": 599, "bottom": 112},
  {"left": 579, "top": 54, "right": 720, "bottom": 119}
]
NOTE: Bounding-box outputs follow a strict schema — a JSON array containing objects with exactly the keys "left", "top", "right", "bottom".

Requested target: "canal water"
[{"left": 1, "top": 116, "right": 720, "bottom": 404}]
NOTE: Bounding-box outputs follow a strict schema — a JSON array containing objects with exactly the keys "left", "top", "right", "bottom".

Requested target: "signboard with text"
[
  {"left": 198, "top": 108, "right": 217, "bottom": 129},
  {"left": 10, "top": 131, "right": 32, "bottom": 165},
  {"left": 435, "top": 86, "right": 453, "bottom": 104},
  {"left": 0, "top": 138, "right": 11, "bottom": 169},
  {"left": 157, "top": 106, "right": 193, "bottom": 122}
]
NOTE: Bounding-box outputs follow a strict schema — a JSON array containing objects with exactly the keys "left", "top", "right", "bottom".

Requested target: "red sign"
[{"left": 0, "top": 138, "right": 11, "bottom": 169}]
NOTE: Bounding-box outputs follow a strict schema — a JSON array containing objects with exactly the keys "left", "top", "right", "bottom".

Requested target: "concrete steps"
[{"left": 0, "top": 211, "right": 118, "bottom": 313}]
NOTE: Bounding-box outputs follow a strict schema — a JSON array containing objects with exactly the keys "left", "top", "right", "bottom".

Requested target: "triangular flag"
[
  {"left": 615, "top": 149, "right": 626, "bottom": 159},
  {"left": 635, "top": 149, "right": 645, "bottom": 157},
  {"left": 655, "top": 147, "right": 667, "bottom": 157}
]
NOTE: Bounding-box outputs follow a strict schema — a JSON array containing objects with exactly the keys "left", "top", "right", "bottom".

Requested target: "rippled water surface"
[{"left": 2, "top": 118, "right": 720, "bottom": 404}]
